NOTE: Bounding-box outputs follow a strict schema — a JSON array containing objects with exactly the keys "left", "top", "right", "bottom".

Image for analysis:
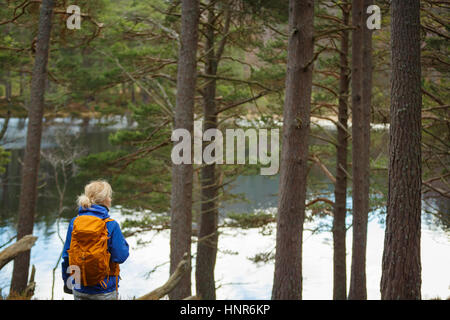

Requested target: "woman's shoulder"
[{"left": 105, "top": 218, "right": 121, "bottom": 231}]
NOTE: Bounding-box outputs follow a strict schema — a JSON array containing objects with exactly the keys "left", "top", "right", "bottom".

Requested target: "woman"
[{"left": 62, "top": 180, "right": 129, "bottom": 300}]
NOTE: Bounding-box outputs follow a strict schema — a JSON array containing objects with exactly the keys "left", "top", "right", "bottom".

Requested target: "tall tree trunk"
[
  {"left": 10, "top": 0, "right": 55, "bottom": 295},
  {"left": 272, "top": 0, "right": 314, "bottom": 300},
  {"left": 381, "top": 0, "right": 422, "bottom": 300},
  {"left": 348, "top": 0, "right": 368, "bottom": 300},
  {"left": 362, "top": 0, "right": 373, "bottom": 266},
  {"left": 169, "top": 0, "right": 199, "bottom": 300},
  {"left": 196, "top": 4, "right": 219, "bottom": 301},
  {"left": 333, "top": 0, "right": 350, "bottom": 301}
]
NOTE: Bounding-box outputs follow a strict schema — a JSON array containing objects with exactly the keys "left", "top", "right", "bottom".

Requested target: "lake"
[{"left": 0, "top": 117, "right": 449, "bottom": 299}]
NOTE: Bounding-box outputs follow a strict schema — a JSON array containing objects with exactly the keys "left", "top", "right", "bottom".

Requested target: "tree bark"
[
  {"left": 10, "top": 0, "right": 55, "bottom": 295},
  {"left": 272, "top": 0, "right": 314, "bottom": 300},
  {"left": 362, "top": 0, "right": 373, "bottom": 280},
  {"left": 333, "top": 0, "right": 350, "bottom": 300},
  {"left": 381, "top": 0, "right": 422, "bottom": 300},
  {"left": 169, "top": 0, "right": 199, "bottom": 300},
  {"left": 348, "top": 0, "right": 368, "bottom": 300},
  {"left": 195, "top": 2, "right": 220, "bottom": 301}
]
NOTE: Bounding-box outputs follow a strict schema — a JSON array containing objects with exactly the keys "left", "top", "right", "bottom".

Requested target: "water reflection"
[
  {"left": 0, "top": 117, "right": 125, "bottom": 226},
  {"left": 0, "top": 117, "right": 448, "bottom": 299}
]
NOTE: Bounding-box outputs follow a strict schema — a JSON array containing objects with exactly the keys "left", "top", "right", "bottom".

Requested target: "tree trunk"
[
  {"left": 272, "top": 0, "right": 314, "bottom": 300},
  {"left": 196, "top": 3, "right": 219, "bottom": 301},
  {"left": 362, "top": 0, "right": 373, "bottom": 272},
  {"left": 10, "top": 0, "right": 55, "bottom": 295},
  {"left": 348, "top": 0, "right": 368, "bottom": 300},
  {"left": 169, "top": 0, "right": 199, "bottom": 300},
  {"left": 333, "top": 0, "right": 350, "bottom": 301},
  {"left": 381, "top": 0, "right": 422, "bottom": 300}
]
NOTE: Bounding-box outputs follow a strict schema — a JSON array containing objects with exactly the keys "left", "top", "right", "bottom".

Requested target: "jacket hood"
[{"left": 78, "top": 204, "right": 110, "bottom": 219}]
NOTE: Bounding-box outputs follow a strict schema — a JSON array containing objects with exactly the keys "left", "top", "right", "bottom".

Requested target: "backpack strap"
[{"left": 103, "top": 216, "right": 120, "bottom": 292}]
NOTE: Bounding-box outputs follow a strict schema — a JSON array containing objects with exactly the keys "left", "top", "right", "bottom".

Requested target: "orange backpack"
[{"left": 67, "top": 215, "right": 120, "bottom": 289}]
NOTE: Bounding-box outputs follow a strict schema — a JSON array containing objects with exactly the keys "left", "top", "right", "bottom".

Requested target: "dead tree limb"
[
  {"left": 137, "top": 252, "right": 189, "bottom": 300},
  {"left": 0, "top": 235, "right": 38, "bottom": 271},
  {"left": 309, "top": 155, "right": 337, "bottom": 184}
]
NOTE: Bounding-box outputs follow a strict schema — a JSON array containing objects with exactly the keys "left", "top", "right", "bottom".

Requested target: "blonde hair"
[{"left": 77, "top": 180, "right": 113, "bottom": 209}]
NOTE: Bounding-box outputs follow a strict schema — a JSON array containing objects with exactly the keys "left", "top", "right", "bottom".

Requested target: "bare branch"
[{"left": 137, "top": 252, "right": 190, "bottom": 300}]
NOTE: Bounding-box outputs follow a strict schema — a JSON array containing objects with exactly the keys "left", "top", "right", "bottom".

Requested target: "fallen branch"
[
  {"left": 0, "top": 235, "right": 38, "bottom": 271},
  {"left": 137, "top": 252, "right": 189, "bottom": 300}
]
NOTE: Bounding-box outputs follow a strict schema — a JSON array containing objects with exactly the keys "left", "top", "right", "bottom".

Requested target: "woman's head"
[{"left": 77, "top": 180, "right": 113, "bottom": 209}]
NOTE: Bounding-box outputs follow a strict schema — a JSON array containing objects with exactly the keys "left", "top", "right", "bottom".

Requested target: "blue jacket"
[{"left": 62, "top": 205, "right": 130, "bottom": 294}]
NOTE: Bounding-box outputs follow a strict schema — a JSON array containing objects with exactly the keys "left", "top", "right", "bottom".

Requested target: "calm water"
[{"left": 0, "top": 117, "right": 449, "bottom": 299}]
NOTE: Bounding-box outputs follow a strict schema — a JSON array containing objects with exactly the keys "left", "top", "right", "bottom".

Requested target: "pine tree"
[
  {"left": 272, "top": 0, "right": 314, "bottom": 300},
  {"left": 381, "top": 0, "right": 422, "bottom": 300},
  {"left": 10, "top": 0, "right": 55, "bottom": 296},
  {"left": 169, "top": 0, "right": 199, "bottom": 300}
]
